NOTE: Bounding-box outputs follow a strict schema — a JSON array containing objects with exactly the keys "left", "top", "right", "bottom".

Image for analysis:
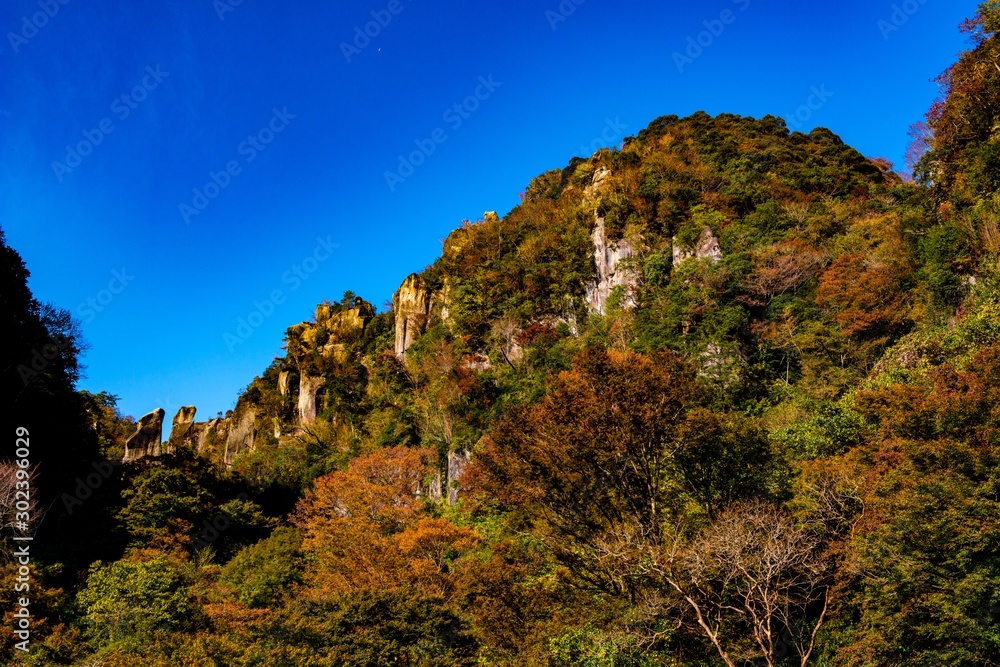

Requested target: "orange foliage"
[
  {"left": 293, "top": 446, "right": 480, "bottom": 600},
  {"left": 816, "top": 253, "right": 911, "bottom": 343}
]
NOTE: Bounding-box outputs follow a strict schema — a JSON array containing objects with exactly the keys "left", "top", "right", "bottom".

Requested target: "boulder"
[{"left": 123, "top": 408, "right": 165, "bottom": 461}]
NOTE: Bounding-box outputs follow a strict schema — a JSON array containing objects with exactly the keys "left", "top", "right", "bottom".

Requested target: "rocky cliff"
[
  {"left": 393, "top": 274, "right": 431, "bottom": 358},
  {"left": 583, "top": 167, "right": 641, "bottom": 315},
  {"left": 123, "top": 408, "right": 165, "bottom": 461}
]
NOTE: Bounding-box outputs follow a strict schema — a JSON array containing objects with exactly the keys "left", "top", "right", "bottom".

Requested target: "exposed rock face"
[
  {"left": 582, "top": 168, "right": 640, "bottom": 315},
  {"left": 585, "top": 216, "right": 640, "bottom": 315},
  {"left": 672, "top": 227, "right": 723, "bottom": 265},
  {"left": 561, "top": 294, "right": 579, "bottom": 336},
  {"left": 447, "top": 450, "right": 471, "bottom": 506},
  {"left": 315, "top": 298, "right": 374, "bottom": 340},
  {"left": 224, "top": 409, "right": 255, "bottom": 465},
  {"left": 592, "top": 166, "right": 610, "bottom": 187},
  {"left": 460, "top": 353, "right": 491, "bottom": 372},
  {"left": 298, "top": 375, "right": 324, "bottom": 424},
  {"left": 278, "top": 371, "right": 290, "bottom": 397},
  {"left": 435, "top": 279, "right": 452, "bottom": 323},
  {"left": 123, "top": 408, "right": 165, "bottom": 461},
  {"left": 430, "top": 449, "right": 472, "bottom": 506},
  {"left": 164, "top": 406, "right": 197, "bottom": 453},
  {"left": 192, "top": 418, "right": 220, "bottom": 455},
  {"left": 393, "top": 273, "right": 431, "bottom": 358},
  {"left": 286, "top": 300, "right": 375, "bottom": 364}
]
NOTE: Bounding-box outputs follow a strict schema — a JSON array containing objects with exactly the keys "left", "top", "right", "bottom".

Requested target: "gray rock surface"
[
  {"left": 123, "top": 408, "right": 165, "bottom": 461},
  {"left": 298, "top": 375, "right": 323, "bottom": 424}
]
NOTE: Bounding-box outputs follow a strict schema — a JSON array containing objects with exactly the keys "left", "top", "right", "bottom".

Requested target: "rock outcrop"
[
  {"left": 430, "top": 449, "right": 472, "bottom": 506},
  {"left": 446, "top": 450, "right": 470, "bottom": 506},
  {"left": 164, "top": 406, "right": 197, "bottom": 453},
  {"left": 278, "top": 371, "right": 290, "bottom": 396},
  {"left": 224, "top": 409, "right": 255, "bottom": 465},
  {"left": 585, "top": 216, "right": 640, "bottom": 315},
  {"left": 123, "top": 408, "right": 165, "bottom": 461},
  {"left": 582, "top": 168, "right": 640, "bottom": 315},
  {"left": 286, "top": 299, "right": 375, "bottom": 364},
  {"left": 393, "top": 273, "right": 431, "bottom": 358},
  {"left": 191, "top": 418, "right": 220, "bottom": 455},
  {"left": 315, "top": 298, "right": 374, "bottom": 340},
  {"left": 672, "top": 227, "right": 723, "bottom": 265},
  {"left": 298, "top": 375, "right": 323, "bottom": 425}
]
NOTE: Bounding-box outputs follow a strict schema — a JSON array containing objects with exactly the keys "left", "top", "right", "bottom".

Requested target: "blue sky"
[{"left": 0, "top": 0, "right": 980, "bottom": 421}]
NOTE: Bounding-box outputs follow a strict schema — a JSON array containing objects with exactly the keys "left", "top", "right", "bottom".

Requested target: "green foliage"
[
  {"left": 117, "top": 467, "right": 211, "bottom": 543},
  {"left": 285, "top": 589, "right": 478, "bottom": 666},
  {"left": 772, "top": 401, "right": 867, "bottom": 459},
  {"left": 548, "top": 625, "right": 670, "bottom": 667},
  {"left": 77, "top": 556, "right": 193, "bottom": 646},
  {"left": 221, "top": 527, "right": 302, "bottom": 607}
]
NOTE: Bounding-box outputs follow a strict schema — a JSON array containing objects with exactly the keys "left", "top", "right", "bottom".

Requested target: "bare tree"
[{"left": 655, "top": 500, "right": 832, "bottom": 667}]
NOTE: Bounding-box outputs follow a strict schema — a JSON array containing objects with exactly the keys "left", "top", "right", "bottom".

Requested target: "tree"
[
  {"left": 285, "top": 588, "right": 478, "bottom": 667},
  {"left": 0, "top": 462, "right": 38, "bottom": 558},
  {"left": 654, "top": 501, "right": 832, "bottom": 667},
  {"left": 672, "top": 408, "right": 774, "bottom": 519},
  {"left": 294, "top": 446, "right": 479, "bottom": 600},
  {"left": 922, "top": 1, "right": 1000, "bottom": 203},
  {"left": 479, "top": 347, "right": 698, "bottom": 597},
  {"left": 117, "top": 467, "right": 211, "bottom": 546},
  {"left": 76, "top": 556, "right": 193, "bottom": 647},
  {"left": 220, "top": 526, "right": 302, "bottom": 608},
  {"left": 479, "top": 347, "right": 776, "bottom": 602},
  {"left": 0, "top": 228, "right": 100, "bottom": 561}
]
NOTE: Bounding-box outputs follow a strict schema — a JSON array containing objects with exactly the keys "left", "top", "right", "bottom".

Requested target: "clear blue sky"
[{"left": 0, "top": 0, "right": 980, "bottom": 421}]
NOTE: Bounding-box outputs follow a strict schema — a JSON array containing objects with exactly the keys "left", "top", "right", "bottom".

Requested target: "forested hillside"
[{"left": 2, "top": 3, "right": 999, "bottom": 665}]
